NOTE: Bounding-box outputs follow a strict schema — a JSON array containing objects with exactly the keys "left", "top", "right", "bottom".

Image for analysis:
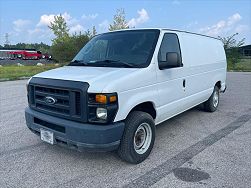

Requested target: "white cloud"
[
  {"left": 227, "top": 13, "right": 241, "bottom": 26},
  {"left": 37, "top": 14, "right": 55, "bottom": 27},
  {"left": 13, "top": 19, "right": 31, "bottom": 32},
  {"left": 62, "top": 12, "right": 71, "bottom": 22},
  {"left": 69, "top": 24, "right": 84, "bottom": 34},
  {"left": 37, "top": 12, "right": 72, "bottom": 27},
  {"left": 81, "top": 13, "right": 98, "bottom": 20},
  {"left": 199, "top": 13, "right": 242, "bottom": 36},
  {"left": 35, "top": 12, "right": 85, "bottom": 37},
  {"left": 99, "top": 20, "right": 109, "bottom": 32},
  {"left": 128, "top": 9, "right": 149, "bottom": 27}
]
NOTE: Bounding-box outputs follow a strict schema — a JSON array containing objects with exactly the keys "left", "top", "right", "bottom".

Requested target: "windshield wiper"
[
  {"left": 90, "top": 59, "right": 135, "bottom": 68},
  {"left": 68, "top": 60, "right": 88, "bottom": 66}
]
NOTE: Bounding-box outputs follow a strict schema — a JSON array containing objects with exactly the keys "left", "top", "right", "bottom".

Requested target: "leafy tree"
[
  {"left": 48, "top": 14, "right": 103, "bottom": 63},
  {"left": 48, "top": 15, "right": 91, "bottom": 63},
  {"left": 109, "top": 8, "right": 129, "bottom": 31},
  {"left": 85, "top": 29, "right": 92, "bottom": 38},
  {"left": 1, "top": 42, "right": 50, "bottom": 53},
  {"left": 218, "top": 33, "right": 245, "bottom": 49},
  {"left": 218, "top": 33, "right": 245, "bottom": 69},
  {"left": 48, "top": 14, "right": 69, "bottom": 42},
  {"left": 92, "top": 26, "right": 97, "bottom": 36},
  {"left": 50, "top": 33, "right": 90, "bottom": 63}
]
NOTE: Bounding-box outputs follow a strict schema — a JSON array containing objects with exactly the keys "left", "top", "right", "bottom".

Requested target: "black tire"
[
  {"left": 118, "top": 111, "right": 155, "bottom": 164},
  {"left": 204, "top": 86, "right": 220, "bottom": 112}
]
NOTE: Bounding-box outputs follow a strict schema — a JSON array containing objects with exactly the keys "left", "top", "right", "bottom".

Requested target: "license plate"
[{"left": 40, "top": 129, "right": 54, "bottom": 145}]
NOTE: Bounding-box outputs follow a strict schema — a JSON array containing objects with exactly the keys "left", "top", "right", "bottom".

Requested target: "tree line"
[
  {"left": 218, "top": 33, "right": 245, "bottom": 69},
  {"left": 0, "top": 42, "right": 50, "bottom": 54},
  {"left": 0, "top": 8, "right": 129, "bottom": 63},
  {"left": 1, "top": 8, "right": 247, "bottom": 68},
  {"left": 49, "top": 8, "right": 129, "bottom": 63}
]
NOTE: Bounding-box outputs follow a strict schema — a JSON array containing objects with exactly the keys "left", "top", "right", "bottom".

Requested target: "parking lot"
[{"left": 0, "top": 72, "right": 250, "bottom": 188}]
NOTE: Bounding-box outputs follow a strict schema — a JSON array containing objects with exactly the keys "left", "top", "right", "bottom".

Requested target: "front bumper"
[{"left": 25, "top": 107, "right": 125, "bottom": 152}]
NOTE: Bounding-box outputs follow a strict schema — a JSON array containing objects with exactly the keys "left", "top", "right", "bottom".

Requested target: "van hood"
[{"left": 33, "top": 66, "right": 139, "bottom": 92}]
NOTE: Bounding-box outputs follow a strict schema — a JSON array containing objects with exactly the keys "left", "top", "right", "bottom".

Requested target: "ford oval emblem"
[{"left": 45, "top": 96, "right": 57, "bottom": 105}]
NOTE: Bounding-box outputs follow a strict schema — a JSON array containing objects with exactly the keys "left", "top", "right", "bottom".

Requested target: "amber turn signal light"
[
  {"left": 109, "top": 95, "right": 117, "bottom": 103},
  {"left": 95, "top": 94, "right": 107, "bottom": 104}
]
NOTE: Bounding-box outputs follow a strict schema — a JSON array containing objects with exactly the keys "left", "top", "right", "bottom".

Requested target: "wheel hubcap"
[
  {"left": 134, "top": 123, "right": 152, "bottom": 154},
  {"left": 213, "top": 90, "right": 219, "bottom": 107}
]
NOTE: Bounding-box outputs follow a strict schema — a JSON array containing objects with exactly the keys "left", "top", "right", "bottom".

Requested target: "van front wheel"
[
  {"left": 204, "top": 86, "right": 219, "bottom": 112},
  {"left": 118, "top": 111, "right": 155, "bottom": 164}
]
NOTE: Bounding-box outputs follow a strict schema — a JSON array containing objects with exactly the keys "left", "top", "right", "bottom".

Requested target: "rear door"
[{"left": 156, "top": 33, "right": 187, "bottom": 123}]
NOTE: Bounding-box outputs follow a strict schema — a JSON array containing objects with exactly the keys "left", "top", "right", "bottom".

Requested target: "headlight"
[
  {"left": 96, "top": 108, "right": 107, "bottom": 120},
  {"left": 88, "top": 93, "right": 118, "bottom": 124}
]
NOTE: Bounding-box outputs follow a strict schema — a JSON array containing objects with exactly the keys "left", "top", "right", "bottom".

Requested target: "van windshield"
[{"left": 71, "top": 30, "right": 160, "bottom": 68}]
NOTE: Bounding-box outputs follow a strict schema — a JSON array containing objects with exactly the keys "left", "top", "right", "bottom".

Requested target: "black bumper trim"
[{"left": 25, "top": 107, "right": 125, "bottom": 152}]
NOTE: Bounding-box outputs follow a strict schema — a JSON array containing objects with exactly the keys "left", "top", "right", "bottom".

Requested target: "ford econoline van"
[{"left": 25, "top": 29, "right": 227, "bottom": 164}]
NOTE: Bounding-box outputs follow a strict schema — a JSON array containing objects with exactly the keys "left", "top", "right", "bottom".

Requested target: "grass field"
[
  {"left": 0, "top": 65, "right": 60, "bottom": 81},
  {"left": 0, "top": 58, "right": 250, "bottom": 81},
  {"left": 228, "top": 58, "right": 251, "bottom": 72}
]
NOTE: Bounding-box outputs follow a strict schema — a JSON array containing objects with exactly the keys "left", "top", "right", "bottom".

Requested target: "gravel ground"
[{"left": 0, "top": 72, "right": 250, "bottom": 188}]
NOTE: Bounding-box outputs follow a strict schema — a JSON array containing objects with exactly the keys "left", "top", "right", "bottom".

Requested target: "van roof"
[{"left": 108, "top": 28, "right": 220, "bottom": 41}]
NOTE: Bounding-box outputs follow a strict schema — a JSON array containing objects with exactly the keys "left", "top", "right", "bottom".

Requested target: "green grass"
[
  {"left": 0, "top": 58, "right": 250, "bottom": 81},
  {"left": 228, "top": 58, "right": 251, "bottom": 72},
  {"left": 0, "top": 65, "right": 61, "bottom": 81}
]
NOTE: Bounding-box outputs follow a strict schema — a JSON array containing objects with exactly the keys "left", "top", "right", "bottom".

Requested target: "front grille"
[
  {"left": 34, "top": 86, "right": 72, "bottom": 115},
  {"left": 28, "top": 83, "right": 86, "bottom": 122},
  {"left": 36, "top": 103, "right": 70, "bottom": 115},
  {"left": 75, "top": 92, "right": 81, "bottom": 116}
]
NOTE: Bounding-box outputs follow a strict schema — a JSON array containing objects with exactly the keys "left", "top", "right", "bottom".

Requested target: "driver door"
[{"left": 156, "top": 33, "right": 186, "bottom": 123}]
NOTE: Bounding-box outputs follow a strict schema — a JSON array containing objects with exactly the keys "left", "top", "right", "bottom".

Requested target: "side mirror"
[{"left": 159, "top": 52, "right": 181, "bottom": 70}]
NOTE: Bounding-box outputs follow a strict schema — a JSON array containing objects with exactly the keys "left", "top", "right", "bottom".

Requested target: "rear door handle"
[{"left": 183, "top": 79, "right": 186, "bottom": 88}]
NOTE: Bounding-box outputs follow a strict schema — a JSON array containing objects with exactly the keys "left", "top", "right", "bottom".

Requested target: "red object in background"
[{"left": 8, "top": 50, "right": 42, "bottom": 60}]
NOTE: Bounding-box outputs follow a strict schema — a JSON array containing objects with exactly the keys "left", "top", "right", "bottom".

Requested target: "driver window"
[{"left": 158, "top": 33, "right": 181, "bottom": 62}]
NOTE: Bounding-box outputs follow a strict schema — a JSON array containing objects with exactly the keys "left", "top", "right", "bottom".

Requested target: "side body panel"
[
  {"left": 178, "top": 32, "right": 227, "bottom": 111},
  {"left": 155, "top": 31, "right": 226, "bottom": 124},
  {"left": 114, "top": 30, "right": 226, "bottom": 124}
]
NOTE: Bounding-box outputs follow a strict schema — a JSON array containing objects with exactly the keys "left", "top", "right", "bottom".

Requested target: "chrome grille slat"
[
  {"left": 35, "top": 90, "right": 70, "bottom": 100},
  {"left": 29, "top": 85, "right": 82, "bottom": 120},
  {"left": 34, "top": 85, "right": 71, "bottom": 116},
  {"left": 35, "top": 99, "right": 70, "bottom": 110},
  {"left": 36, "top": 103, "right": 70, "bottom": 115}
]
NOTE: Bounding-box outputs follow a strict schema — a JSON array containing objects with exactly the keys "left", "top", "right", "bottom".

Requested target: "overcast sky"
[{"left": 0, "top": 0, "right": 250, "bottom": 45}]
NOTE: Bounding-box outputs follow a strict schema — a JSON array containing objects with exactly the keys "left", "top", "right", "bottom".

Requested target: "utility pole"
[{"left": 4, "top": 33, "right": 10, "bottom": 46}]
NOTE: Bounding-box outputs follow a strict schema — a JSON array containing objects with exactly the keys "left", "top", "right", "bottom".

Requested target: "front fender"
[{"left": 114, "top": 85, "right": 158, "bottom": 122}]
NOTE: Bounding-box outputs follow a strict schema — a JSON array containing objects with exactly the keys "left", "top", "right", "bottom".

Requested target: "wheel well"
[
  {"left": 130, "top": 102, "right": 156, "bottom": 119},
  {"left": 215, "top": 81, "right": 221, "bottom": 89}
]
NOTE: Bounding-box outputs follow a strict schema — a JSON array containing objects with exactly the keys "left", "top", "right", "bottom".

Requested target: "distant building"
[{"left": 239, "top": 45, "right": 251, "bottom": 58}]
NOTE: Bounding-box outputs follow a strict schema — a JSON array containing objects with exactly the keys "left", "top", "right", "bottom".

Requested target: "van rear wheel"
[
  {"left": 204, "top": 86, "right": 219, "bottom": 112},
  {"left": 118, "top": 111, "right": 155, "bottom": 164}
]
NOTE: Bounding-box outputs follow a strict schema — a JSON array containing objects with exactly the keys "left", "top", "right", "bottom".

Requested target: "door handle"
[{"left": 183, "top": 79, "right": 186, "bottom": 88}]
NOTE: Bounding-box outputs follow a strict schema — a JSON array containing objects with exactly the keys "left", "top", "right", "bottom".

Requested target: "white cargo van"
[{"left": 25, "top": 29, "right": 226, "bottom": 163}]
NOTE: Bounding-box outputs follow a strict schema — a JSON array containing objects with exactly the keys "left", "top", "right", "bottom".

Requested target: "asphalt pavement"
[{"left": 0, "top": 72, "right": 250, "bottom": 188}]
